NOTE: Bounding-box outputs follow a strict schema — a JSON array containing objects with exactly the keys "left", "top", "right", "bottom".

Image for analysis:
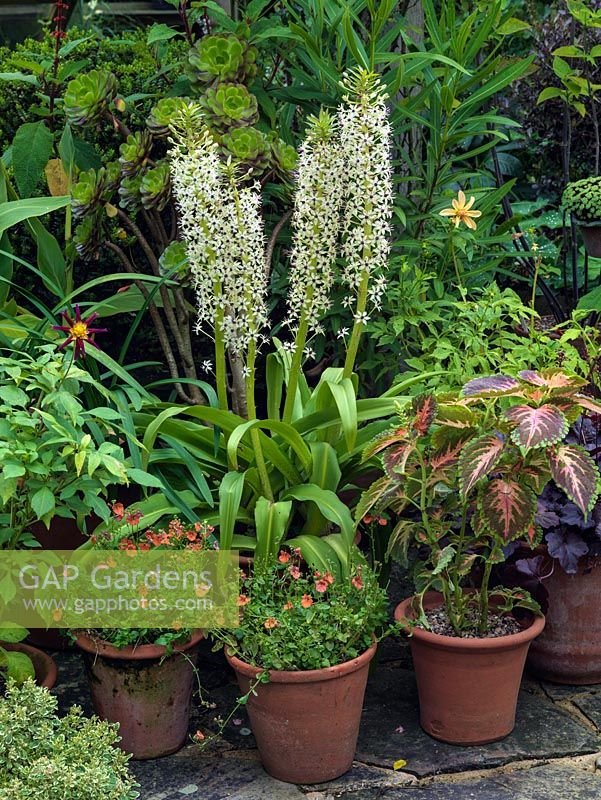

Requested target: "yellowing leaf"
[{"left": 45, "top": 158, "right": 70, "bottom": 196}]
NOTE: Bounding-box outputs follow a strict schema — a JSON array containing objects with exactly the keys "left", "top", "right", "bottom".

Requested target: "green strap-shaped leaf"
[
  {"left": 219, "top": 471, "right": 246, "bottom": 552},
  {"left": 283, "top": 484, "right": 354, "bottom": 549},
  {"left": 254, "top": 497, "right": 292, "bottom": 567},
  {"left": 0, "top": 196, "right": 71, "bottom": 236},
  {"left": 227, "top": 418, "right": 311, "bottom": 478}
]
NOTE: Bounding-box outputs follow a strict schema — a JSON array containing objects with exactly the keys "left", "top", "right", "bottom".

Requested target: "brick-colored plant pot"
[
  {"left": 226, "top": 639, "right": 377, "bottom": 783},
  {"left": 1, "top": 642, "right": 58, "bottom": 690},
  {"left": 395, "top": 592, "right": 545, "bottom": 745},
  {"left": 76, "top": 630, "right": 203, "bottom": 759},
  {"left": 578, "top": 222, "right": 601, "bottom": 258},
  {"left": 528, "top": 559, "right": 601, "bottom": 684}
]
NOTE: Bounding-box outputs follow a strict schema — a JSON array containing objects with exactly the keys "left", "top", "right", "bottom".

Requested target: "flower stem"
[
  {"left": 214, "top": 291, "right": 228, "bottom": 413},
  {"left": 343, "top": 269, "right": 370, "bottom": 379},
  {"left": 282, "top": 299, "right": 312, "bottom": 425},
  {"left": 246, "top": 338, "right": 274, "bottom": 502}
]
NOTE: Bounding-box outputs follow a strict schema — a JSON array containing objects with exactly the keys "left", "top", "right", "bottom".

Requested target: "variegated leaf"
[
  {"left": 505, "top": 404, "right": 568, "bottom": 449},
  {"left": 355, "top": 476, "right": 395, "bottom": 524},
  {"left": 386, "top": 518, "right": 418, "bottom": 564},
  {"left": 412, "top": 394, "right": 437, "bottom": 435},
  {"left": 430, "top": 429, "right": 472, "bottom": 472},
  {"left": 549, "top": 444, "right": 600, "bottom": 515},
  {"left": 462, "top": 374, "right": 521, "bottom": 398},
  {"left": 435, "top": 403, "right": 478, "bottom": 428},
  {"left": 458, "top": 434, "right": 505, "bottom": 496},
  {"left": 479, "top": 478, "right": 536, "bottom": 541},
  {"left": 362, "top": 426, "right": 408, "bottom": 462},
  {"left": 519, "top": 452, "right": 552, "bottom": 495},
  {"left": 519, "top": 369, "right": 586, "bottom": 391},
  {"left": 383, "top": 442, "right": 414, "bottom": 478},
  {"left": 575, "top": 394, "right": 601, "bottom": 416}
]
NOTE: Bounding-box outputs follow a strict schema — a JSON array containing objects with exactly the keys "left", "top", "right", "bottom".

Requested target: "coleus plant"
[{"left": 357, "top": 370, "right": 601, "bottom": 635}]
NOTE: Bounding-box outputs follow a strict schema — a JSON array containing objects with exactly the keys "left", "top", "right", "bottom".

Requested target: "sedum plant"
[
  {"left": 562, "top": 176, "right": 601, "bottom": 223},
  {"left": 0, "top": 680, "right": 139, "bottom": 800},
  {"left": 359, "top": 370, "right": 601, "bottom": 635}
]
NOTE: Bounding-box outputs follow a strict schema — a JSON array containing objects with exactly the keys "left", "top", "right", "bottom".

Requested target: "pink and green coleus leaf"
[
  {"left": 518, "top": 370, "right": 586, "bottom": 392},
  {"left": 575, "top": 394, "right": 601, "bottom": 416},
  {"left": 355, "top": 476, "right": 395, "bottom": 523},
  {"left": 383, "top": 442, "right": 414, "bottom": 479},
  {"left": 458, "top": 434, "right": 505, "bottom": 496},
  {"left": 362, "top": 426, "right": 408, "bottom": 462},
  {"left": 462, "top": 375, "right": 521, "bottom": 398},
  {"left": 549, "top": 444, "right": 600, "bottom": 516},
  {"left": 478, "top": 478, "right": 536, "bottom": 541},
  {"left": 411, "top": 394, "right": 437, "bottom": 435},
  {"left": 505, "top": 404, "right": 568, "bottom": 449}
]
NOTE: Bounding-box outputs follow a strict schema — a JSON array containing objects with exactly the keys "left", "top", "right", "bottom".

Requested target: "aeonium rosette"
[{"left": 358, "top": 369, "right": 601, "bottom": 635}]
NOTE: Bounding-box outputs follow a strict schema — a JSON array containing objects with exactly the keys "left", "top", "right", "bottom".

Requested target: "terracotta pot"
[
  {"left": 528, "top": 558, "right": 601, "bottom": 684},
  {"left": 226, "top": 640, "right": 377, "bottom": 783},
  {"left": 395, "top": 593, "right": 545, "bottom": 745},
  {"left": 76, "top": 630, "right": 203, "bottom": 759},
  {"left": 578, "top": 222, "right": 601, "bottom": 258},
  {"left": 2, "top": 642, "right": 58, "bottom": 690}
]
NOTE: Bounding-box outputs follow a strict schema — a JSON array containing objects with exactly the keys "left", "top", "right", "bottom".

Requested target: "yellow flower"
[
  {"left": 439, "top": 190, "right": 482, "bottom": 230},
  {"left": 531, "top": 242, "right": 539, "bottom": 252}
]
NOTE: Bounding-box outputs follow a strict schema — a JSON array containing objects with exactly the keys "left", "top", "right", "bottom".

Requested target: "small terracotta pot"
[
  {"left": 528, "top": 558, "right": 601, "bottom": 684},
  {"left": 2, "top": 642, "right": 58, "bottom": 690},
  {"left": 76, "top": 630, "right": 203, "bottom": 759},
  {"left": 578, "top": 222, "right": 601, "bottom": 258},
  {"left": 226, "top": 640, "right": 377, "bottom": 783},
  {"left": 396, "top": 593, "right": 545, "bottom": 745}
]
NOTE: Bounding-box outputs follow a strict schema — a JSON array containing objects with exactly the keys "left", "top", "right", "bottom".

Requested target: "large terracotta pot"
[
  {"left": 395, "top": 592, "right": 545, "bottom": 745},
  {"left": 578, "top": 221, "right": 601, "bottom": 258},
  {"left": 1, "top": 642, "right": 58, "bottom": 690},
  {"left": 76, "top": 630, "right": 203, "bottom": 759},
  {"left": 528, "top": 558, "right": 601, "bottom": 684},
  {"left": 226, "top": 639, "right": 377, "bottom": 783}
]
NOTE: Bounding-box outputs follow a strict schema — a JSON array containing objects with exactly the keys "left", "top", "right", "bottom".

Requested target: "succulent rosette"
[
  {"left": 219, "top": 127, "right": 271, "bottom": 176},
  {"left": 147, "top": 96, "right": 193, "bottom": 137},
  {"left": 119, "top": 131, "right": 153, "bottom": 177},
  {"left": 199, "top": 83, "right": 258, "bottom": 132},
  {"left": 140, "top": 163, "right": 171, "bottom": 211},
  {"left": 64, "top": 69, "right": 118, "bottom": 126},
  {"left": 188, "top": 33, "right": 257, "bottom": 88}
]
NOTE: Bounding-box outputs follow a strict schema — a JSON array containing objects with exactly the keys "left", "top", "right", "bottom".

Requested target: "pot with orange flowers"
[
  {"left": 360, "top": 371, "right": 600, "bottom": 745},
  {"left": 74, "top": 507, "right": 217, "bottom": 759},
  {"left": 208, "top": 549, "right": 392, "bottom": 784}
]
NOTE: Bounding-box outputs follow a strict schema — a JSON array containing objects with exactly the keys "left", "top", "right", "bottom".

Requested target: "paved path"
[{"left": 51, "top": 639, "right": 601, "bottom": 799}]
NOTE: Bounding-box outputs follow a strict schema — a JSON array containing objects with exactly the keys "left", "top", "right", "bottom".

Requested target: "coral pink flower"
[
  {"left": 264, "top": 617, "right": 279, "bottom": 629},
  {"left": 315, "top": 579, "right": 329, "bottom": 593},
  {"left": 111, "top": 502, "right": 125, "bottom": 520},
  {"left": 289, "top": 565, "right": 301, "bottom": 580},
  {"left": 283, "top": 601, "right": 294, "bottom": 611},
  {"left": 301, "top": 594, "right": 313, "bottom": 608},
  {"left": 278, "top": 550, "right": 291, "bottom": 563},
  {"left": 237, "top": 595, "right": 250, "bottom": 607},
  {"left": 352, "top": 574, "right": 364, "bottom": 590}
]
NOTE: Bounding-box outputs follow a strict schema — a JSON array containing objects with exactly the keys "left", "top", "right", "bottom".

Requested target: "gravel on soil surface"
[{"left": 417, "top": 605, "right": 523, "bottom": 638}]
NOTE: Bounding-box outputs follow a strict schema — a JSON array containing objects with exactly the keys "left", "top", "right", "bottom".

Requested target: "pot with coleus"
[
  {"left": 210, "top": 551, "right": 393, "bottom": 784},
  {"left": 359, "top": 370, "right": 600, "bottom": 745}
]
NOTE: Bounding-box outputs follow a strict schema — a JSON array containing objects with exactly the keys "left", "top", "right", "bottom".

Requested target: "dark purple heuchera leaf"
[
  {"left": 559, "top": 502, "right": 596, "bottom": 529},
  {"left": 462, "top": 375, "right": 521, "bottom": 397},
  {"left": 536, "top": 507, "right": 560, "bottom": 529},
  {"left": 516, "top": 555, "right": 549, "bottom": 580},
  {"left": 546, "top": 530, "right": 589, "bottom": 573}
]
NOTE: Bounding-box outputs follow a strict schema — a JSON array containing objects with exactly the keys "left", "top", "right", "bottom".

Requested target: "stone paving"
[{"left": 50, "top": 638, "right": 601, "bottom": 799}]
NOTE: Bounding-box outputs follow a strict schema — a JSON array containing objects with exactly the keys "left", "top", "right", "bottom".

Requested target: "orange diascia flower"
[
  {"left": 315, "top": 579, "right": 329, "bottom": 593},
  {"left": 301, "top": 594, "right": 313, "bottom": 608},
  {"left": 439, "top": 190, "right": 482, "bottom": 230},
  {"left": 323, "top": 571, "right": 334, "bottom": 585},
  {"left": 278, "top": 550, "right": 291, "bottom": 563},
  {"left": 237, "top": 594, "right": 250, "bottom": 606},
  {"left": 352, "top": 574, "right": 364, "bottom": 590},
  {"left": 264, "top": 617, "right": 279, "bottom": 629},
  {"left": 193, "top": 730, "right": 205, "bottom": 742},
  {"left": 111, "top": 502, "right": 125, "bottom": 520},
  {"left": 289, "top": 565, "right": 301, "bottom": 580},
  {"left": 283, "top": 601, "right": 294, "bottom": 611}
]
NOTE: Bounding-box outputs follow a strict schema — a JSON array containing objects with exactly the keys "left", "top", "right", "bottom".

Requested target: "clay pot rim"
[
  {"left": 1, "top": 642, "right": 58, "bottom": 689},
  {"left": 225, "top": 636, "right": 377, "bottom": 683},
  {"left": 74, "top": 628, "right": 204, "bottom": 660},
  {"left": 395, "top": 592, "right": 545, "bottom": 652}
]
